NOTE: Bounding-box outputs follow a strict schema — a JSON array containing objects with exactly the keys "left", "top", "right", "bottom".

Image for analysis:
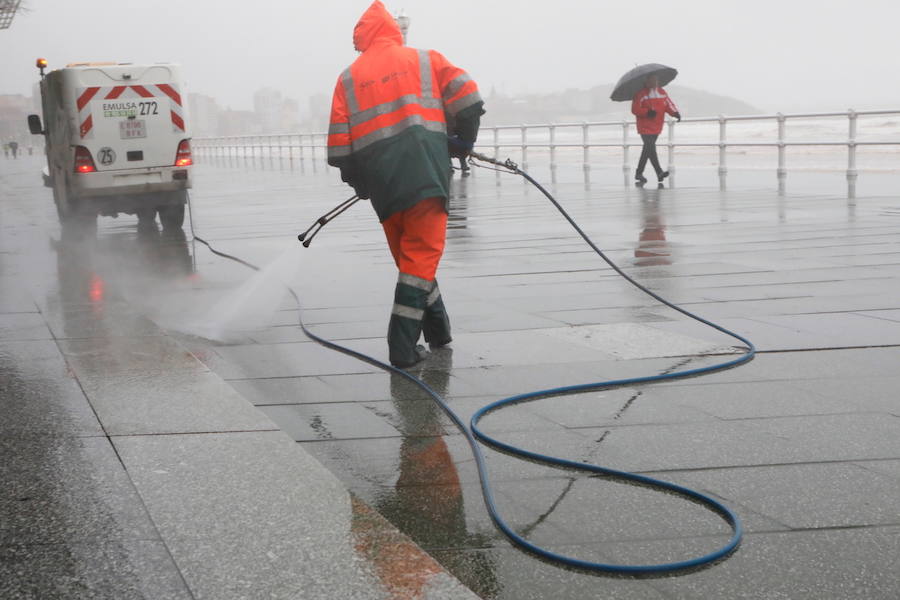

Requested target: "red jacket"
[{"left": 631, "top": 87, "right": 679, "bottom": 135}]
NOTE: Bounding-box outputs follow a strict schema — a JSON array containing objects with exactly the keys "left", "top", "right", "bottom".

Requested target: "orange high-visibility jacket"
[{"left": 327, "top": 0, "right": 484, "bottom": 222}]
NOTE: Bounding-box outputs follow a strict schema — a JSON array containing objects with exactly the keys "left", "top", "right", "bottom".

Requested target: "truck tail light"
[
  {"left": 175, "top": 139, "right": 192, "bottom": 167},
  {"left": 74, "top": 146, "right": 96, "bottom": 173}
]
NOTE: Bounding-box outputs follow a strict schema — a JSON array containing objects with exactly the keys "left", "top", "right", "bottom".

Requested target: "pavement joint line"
[
  {"left": 429, "top": 523, "right": 900, "bottom": 552},
  {"left": 755, "top": 343, "right": 900, "bottom": 353},
  {"left": 638, "top": 456, "right": 900, "bottom": 475},
  {"left": 781, "top": 307, "right": 900, "bottom": 316},
  {"left": 222, "top": 370, "right": 376, "bottom": 381},
  {"left": 299, "top": 433, "right": 462, "bottom": 443},
  {"left": 770, "top": 523, "right": 900, "bottom": 534},
  {"left": 106, "top": 428, "right": 282, "bottom": 438}
]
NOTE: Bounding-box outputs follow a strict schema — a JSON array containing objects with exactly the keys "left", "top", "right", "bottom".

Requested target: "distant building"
[
  {"left": 306, "top": 93, "right": 330, "bottom": 131},
  {"left": 252, "top": 87, "right": 303, "bottom": 134},
  {"left": 220, "top": 108, "right": 259, "bottom": 136},
  {"left": 254, "top": 88, "right": 283, "bottom": 134},
  {"left": 188, "top": 93, "right": 222, "bottom": 137},
  {"left": 279, "top": 97, "right": 301, "bottom": 133}
]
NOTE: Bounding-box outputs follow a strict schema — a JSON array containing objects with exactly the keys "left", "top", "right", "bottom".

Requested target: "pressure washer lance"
[
  {"left": 468, "top": 149, "right": 520, "bottom": 172},
  {"left": 297, "top": 194, "right": 360, "bottom": 247},
  {"left": 296, "top": 146, "right": 513, "bottom": 248}
]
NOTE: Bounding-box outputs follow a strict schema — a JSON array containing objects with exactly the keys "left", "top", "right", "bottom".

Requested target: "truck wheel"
[
  {"left": 158, "top": 193, "right": 186, "bottom": 230},
  {"left": 136, "top": 208, "right": 158, "bottom": 230}
]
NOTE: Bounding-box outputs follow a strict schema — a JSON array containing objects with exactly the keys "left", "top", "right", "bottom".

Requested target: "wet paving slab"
[{"left": 3, "top": 153, "right": 900, "bottom": 597}]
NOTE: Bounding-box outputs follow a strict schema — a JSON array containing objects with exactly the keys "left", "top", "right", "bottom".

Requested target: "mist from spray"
[{"left": 185, "top": 244, "right": 301, "bottom": 343}]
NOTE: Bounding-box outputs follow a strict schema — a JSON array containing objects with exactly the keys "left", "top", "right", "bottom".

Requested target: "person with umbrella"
[{"left": 610, "top": 64, "right": 682, "bottom": 186}]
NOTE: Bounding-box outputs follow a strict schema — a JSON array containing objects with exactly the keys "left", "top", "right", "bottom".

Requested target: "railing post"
[
  {"left": 493, "top": 127, "right": 501, "bottom": 183},
  {"left": 288, "top": 134, "right": 294, "bottom": 167},
  {"left": 582, "top": 122, "right": 590, "bottom": 186},
  {"left": 667, "top": 118, "right": 676, "bottom": 185},
  {"left": 776, "top": 113, "right": 787, "bottom": 190},
  {"left": 718, "top": 115, "right": 727, "bottom": 177},
  {"left": 622, "top": 121, "right": 630, "bottom": 185},
  {"left": 520, "top": 125, "right": 528, "bottom": 171},
  {"left": 549, "top": 124, "right": 557, "bottom": 181},
  {"left": 847, "top": 108, "right": 858, "bottom": 198}
]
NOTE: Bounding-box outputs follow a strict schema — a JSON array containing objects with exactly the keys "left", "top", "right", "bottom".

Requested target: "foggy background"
[{"left": 2, "top": 0, "right": 898, "bottom": 135}]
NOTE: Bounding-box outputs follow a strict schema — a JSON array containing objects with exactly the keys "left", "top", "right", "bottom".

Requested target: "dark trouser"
[{"left": 636, "top": 134, "right": 662, "bottom": 178}]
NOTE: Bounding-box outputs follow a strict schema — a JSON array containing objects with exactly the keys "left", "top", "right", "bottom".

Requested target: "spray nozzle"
[{"left": 297, "top": 194, "right": 360, "bottom": 248}]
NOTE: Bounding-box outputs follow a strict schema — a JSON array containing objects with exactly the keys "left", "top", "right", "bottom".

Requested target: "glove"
[
  {"left": 646, "top": 109, "right": 657, "bottom": 119},
  {"left": 351, "top": 183, "right": 370, "bottom": 201},
  {"left": 448, "top": 134, "right": 471, "bottom": 159},
  {"left": 674, "top": 112, "right": 682, "bottom": 122},
  {"left": 340, "top": 166, "right": 370, "bottom": 200}
]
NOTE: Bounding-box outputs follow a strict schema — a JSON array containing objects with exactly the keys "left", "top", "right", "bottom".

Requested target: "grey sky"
[{"left": 2, "top": 0, "right": 897, "bottom": 116}]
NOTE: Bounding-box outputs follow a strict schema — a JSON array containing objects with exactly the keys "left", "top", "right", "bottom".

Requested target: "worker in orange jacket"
[{"left": 327, "top": 1, "right": 485, "bottom": 368}]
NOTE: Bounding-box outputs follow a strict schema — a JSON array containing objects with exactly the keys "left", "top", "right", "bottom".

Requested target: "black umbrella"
[{"left": 610, "top": 63, "right": 678, "bottom": 102}]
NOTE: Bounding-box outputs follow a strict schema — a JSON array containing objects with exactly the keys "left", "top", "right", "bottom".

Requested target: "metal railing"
[
  {"left": 193, "top": 133, "right": 331, "bottom": 173},
  {"left": 193, "top": 109, "right": 900, "bottom": 196}
]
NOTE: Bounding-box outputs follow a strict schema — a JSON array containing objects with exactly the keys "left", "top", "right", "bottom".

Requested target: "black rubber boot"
[
  {"left": 388, "top": 274, "right": 429, "bottom": 368},
  {"left": 423, "top": 280, "right": 452, "bottom": 349}
]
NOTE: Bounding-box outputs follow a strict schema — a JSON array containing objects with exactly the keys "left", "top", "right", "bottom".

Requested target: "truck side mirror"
[{"left": 27, "top": 114, "right": 44, "bottom": 135}]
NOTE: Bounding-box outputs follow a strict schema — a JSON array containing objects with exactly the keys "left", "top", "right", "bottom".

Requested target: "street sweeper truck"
[{"left": 27, "top": 59, "right": 192, "bottom": 229}]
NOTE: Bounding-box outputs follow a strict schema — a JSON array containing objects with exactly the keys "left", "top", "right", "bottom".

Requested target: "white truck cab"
[{"left": 28, "top": 60, "right": 192, "bottom": 229}]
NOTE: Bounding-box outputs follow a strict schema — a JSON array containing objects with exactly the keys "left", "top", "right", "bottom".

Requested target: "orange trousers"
[{"left": 381, "top": 197, "right": 447, "bottom": 281}]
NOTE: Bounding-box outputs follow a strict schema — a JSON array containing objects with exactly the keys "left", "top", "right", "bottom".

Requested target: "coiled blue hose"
[{"left": 189, "top": 156, "right": 754, "bottom": 575}]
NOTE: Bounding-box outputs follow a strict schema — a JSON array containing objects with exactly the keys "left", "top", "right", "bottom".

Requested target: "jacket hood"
[{"left": 353, "top": 1, "right": 403, "bottom": 52}]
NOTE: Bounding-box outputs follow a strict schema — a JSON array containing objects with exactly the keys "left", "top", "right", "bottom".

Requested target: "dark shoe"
[
  {"left": 657, "top": 171, "right": 669, "bottom": 183},
  {"left": 428, "top": 337, "right": 452, "bottom": 349},
  {"left": 391, "top": 344, "right": 429, "bottom": 369},
  {"left": 635, "top": 172, "right": 648, "bottom": 185}
]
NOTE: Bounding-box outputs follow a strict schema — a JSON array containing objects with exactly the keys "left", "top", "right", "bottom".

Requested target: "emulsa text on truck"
[{"left": 28, "top": 59, "right": 193, "bottom": 229}]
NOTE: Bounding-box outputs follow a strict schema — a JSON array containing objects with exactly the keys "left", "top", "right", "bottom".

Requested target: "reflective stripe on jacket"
[
  {"left": 327, "top": 0, "right": 483, "bottom": 222},
  {"left": 631, "top": 87, "right": 679, "bottom": 135}
]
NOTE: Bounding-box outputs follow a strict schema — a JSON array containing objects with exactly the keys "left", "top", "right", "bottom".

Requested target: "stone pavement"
[{"left": 2, "top": 152, "right": 899, "bottom": 598}]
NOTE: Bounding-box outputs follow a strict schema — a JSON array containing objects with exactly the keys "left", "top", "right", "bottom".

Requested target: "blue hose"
[{"left": 190, "top": 157, "right": 755, "bottom": 574}]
